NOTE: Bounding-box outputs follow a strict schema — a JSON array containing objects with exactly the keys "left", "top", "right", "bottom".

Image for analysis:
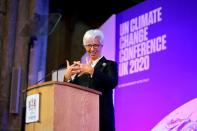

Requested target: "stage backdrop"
[{"left": 114, "top": 0, "right": 197, "bottom": 130}]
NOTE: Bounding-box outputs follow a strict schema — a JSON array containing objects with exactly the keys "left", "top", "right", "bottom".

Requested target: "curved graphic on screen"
[{"left": 152, "top": 98, "right": 197, "bottom": 131}]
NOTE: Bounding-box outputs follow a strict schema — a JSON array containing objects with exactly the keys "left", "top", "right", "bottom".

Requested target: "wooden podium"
[{"left": 25, "top": 81, "right": 101, "bottom": 131}]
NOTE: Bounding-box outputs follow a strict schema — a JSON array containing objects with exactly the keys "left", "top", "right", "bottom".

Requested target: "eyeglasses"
[{"left": 84, "top": 44, "right": 102, "bottom": 49}]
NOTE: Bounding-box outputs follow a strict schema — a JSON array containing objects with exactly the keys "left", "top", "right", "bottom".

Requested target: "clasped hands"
[{"left": 64, "top": 59, "right": 94, "bottom": 81}]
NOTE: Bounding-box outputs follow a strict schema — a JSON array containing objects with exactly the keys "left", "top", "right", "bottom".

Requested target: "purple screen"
[{"left": 114, "top": 0, "right": 197, "bottom": 130}]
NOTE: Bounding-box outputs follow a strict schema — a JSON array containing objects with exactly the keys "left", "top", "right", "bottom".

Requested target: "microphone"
[
  {"left": 35, "top": 70, "right": 55, "bottom": 84},
  {"left": 35, "top": 63, "right": 66, "bottom": 84}
]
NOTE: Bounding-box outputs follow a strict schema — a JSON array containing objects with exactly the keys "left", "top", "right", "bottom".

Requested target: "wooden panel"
[
  {"left": 25, "top": 81, "right": 100, "bottom": 131},
  {"left": 54, "top": 84, "right": 99, "bottom": 131},
  {"left": 0, "top": 0, "right": 6, "bottom": 14},
  {"left": 9, "top": 66, "right": 22, "bottom": 114},
  {"left": 25, "top": 84, "right": 54, "bottom": 131}
]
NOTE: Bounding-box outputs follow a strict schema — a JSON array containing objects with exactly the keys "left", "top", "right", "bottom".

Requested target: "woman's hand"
[
  {"left": 64, "top": 60, "right": 80, "bottom": 81},
  {"left": 74, "top": 58, "right": 94, "bottom": 77}
]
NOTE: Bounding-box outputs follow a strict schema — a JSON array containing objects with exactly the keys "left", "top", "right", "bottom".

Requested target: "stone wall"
[{"left": 0, "top": 0, "right": 48, "bottom": 130}]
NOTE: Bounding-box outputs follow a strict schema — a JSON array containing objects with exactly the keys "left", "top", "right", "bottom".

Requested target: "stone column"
[
  {"left": 0, "top": 0, "right": 49, "bottom": 130},
  {"left": 0, "top": 0, "right": 20, "bottom": 130},
  {"left": 28, "top": 0, "right": 49, "bottom": 86}
]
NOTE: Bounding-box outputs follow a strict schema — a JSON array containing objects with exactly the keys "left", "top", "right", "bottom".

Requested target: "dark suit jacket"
[{"left": 70, "top": 56, "right": 118, "bottom": 131}]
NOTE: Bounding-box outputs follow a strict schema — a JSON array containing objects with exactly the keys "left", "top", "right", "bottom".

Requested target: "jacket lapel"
[{"left": 94, "top": 57, "right": 107, "bottom": 72}]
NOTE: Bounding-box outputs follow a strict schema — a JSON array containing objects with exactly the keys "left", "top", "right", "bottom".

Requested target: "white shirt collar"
[{"left": 91, "top": 56, "right": 103, "bottom": 67}]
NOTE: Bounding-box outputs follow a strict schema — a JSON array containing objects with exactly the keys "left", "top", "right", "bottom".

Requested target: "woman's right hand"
[{"left": 64, "top": 60, "right": 80, "bottom": 81}]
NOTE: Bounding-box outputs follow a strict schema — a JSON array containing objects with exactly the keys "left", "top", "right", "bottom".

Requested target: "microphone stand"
[{"left": 35, "top": 69, "right": 56, "bottom": 84}]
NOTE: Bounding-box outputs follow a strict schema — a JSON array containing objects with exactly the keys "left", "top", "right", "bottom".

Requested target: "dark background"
[
  {"left": 49, "top": 0, "right": 145, "bottom": 26},
  {"left": 46, "top": 0, "right": 145, "bottom": 78}
]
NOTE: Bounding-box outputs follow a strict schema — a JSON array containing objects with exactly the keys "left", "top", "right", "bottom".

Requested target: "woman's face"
[{"left": 84, "top": 38, "right": 103, "bottom": 60}]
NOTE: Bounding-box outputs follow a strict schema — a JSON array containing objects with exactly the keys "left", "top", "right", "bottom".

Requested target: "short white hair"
[{"left": 83, "top": 29, "right": 104, "bottom": 45}]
